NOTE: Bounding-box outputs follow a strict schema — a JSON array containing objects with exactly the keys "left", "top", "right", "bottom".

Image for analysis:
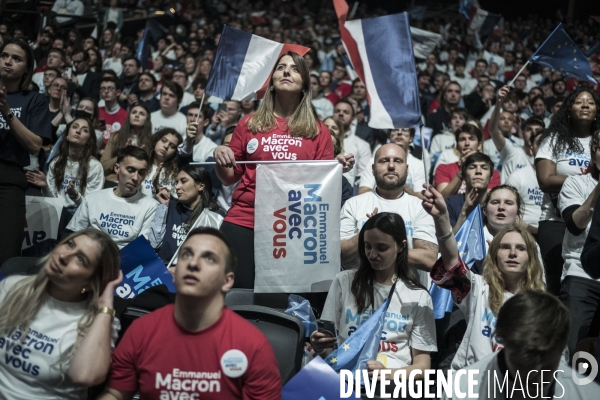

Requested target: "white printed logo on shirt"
[{"left": 220, "top": 349, "right": 248, "bottom": 378}]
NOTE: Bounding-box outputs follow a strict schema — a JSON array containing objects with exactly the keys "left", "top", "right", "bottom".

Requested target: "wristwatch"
[{"left": 5, "top": 112, "right": 14, "bottom": 122}]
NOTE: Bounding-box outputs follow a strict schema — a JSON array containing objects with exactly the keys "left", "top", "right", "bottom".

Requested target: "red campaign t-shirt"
[
  {"left": 225, "top": 114, "right": 335, "bottom": 229},
  {"left": 99, "top": 106, "right": 129, "bottom": 149},
  {"left": 108, "top": 305, "right": 282, "bottom": 400},
  {"left": 434, "top": 162, "right": 501, "bottom": 193}
]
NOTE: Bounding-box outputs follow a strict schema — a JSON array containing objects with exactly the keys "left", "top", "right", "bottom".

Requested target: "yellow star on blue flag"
[
  {"left": 342, "top": 344, "right": 351, "bottom": 351},
  {"left": 530, "top": 23, "right": 597, "bottom": 84}
]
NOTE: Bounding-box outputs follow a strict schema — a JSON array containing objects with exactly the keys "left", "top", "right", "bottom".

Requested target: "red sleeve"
[
  {"left": 434, "top": 163, "right": 456, "bottom": 186},
  {"left": 430, "top": 256, "right": 472, "bottom": 304},
  {"left": 314, "top": 121, "right": 335, "bottom": 161},
  {"left": 106, "top": 319, "right": 141, "bottom": 392},
  {"left": 242, "top": 336, "right": 282, "bottom": 400},
  {"left": 230, "top": 114, "right": 252, "bottom": 177},
  {"left": 488, "top": 170, "right": 501, "bottom": 189}
]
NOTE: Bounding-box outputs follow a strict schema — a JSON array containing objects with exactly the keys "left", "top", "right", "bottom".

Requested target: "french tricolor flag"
[
  {"left": 334, "top": 0, "right": 422, "bottom": 129},
  {"left": 460, "top": 1, "right": 501, "bottom": 37},
  {"left": 205, "top": 26, "right": 309, "bottom": 101}
]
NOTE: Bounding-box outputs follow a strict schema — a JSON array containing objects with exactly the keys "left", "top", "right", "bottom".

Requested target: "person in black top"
[
  {"left": 426, "top": 81, "right": 462, "bottom": 138},
  {"left": 0, "top": 39, "right": 52, "bottom": 266}
]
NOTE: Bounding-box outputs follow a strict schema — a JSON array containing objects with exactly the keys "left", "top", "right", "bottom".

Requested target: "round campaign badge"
[
  {"left": 220, "top": 349, "right": 248, "bottom": 378},
  {"left": 247, "top": 138, "right": 259, "bottom": 154},
  {"left": 112, "top": 122, "right": 122, "bottom": 132}
]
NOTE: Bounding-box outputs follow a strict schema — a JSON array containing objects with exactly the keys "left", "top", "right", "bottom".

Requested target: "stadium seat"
[
  {"left": 230, "top": 305, "right": 305, "bottom": 383},
  {"left": 225, "top": 288, "right": 290, "bottom": 309}
]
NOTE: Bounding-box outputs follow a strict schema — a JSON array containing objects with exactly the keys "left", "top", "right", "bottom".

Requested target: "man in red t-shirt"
[
  {"left": 99, "top": 228, "right": 282, "bottom": 400},
  {"left": 99, "top": 76, "right": 128, "bottom": 152}
]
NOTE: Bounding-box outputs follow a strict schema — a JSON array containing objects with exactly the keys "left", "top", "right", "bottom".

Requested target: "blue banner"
[
  {"left": 282, "top": 356, "right": 351, "bottom": 400},
  {"left": 115, "top": 236, "right": 175, "bottom": 299}
]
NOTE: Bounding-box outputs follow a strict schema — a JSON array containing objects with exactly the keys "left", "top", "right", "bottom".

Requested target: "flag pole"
[
  {"left": 195, "top": 92, "right": 206, "bottom": 123},
  {"left": 507, "top": 60, "right": 530, "bottom": 87},
  {"left": 420, "top": 125, "right": 429, "bottom": 190}
]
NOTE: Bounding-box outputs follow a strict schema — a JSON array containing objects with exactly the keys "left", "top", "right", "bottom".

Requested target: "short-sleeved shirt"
[
  {"left": 359, "top": 153, "right": 426, "bottom": 192},
  {"left": 535, "top": 134, "right": 591, "bottom": 221},
  {"left": 225, "top": 114, "right": 334, "bottom": 229},
  {"left": 506, "top": 166, "right": 542, "bottom": 228},
  {"left": 499, "top": 142, "right": 533, "bottom": 184},
  {"left": 0, "top": 90, "right": 51, "bottom": 166},
  {"left": 107, "top": 305, "right": 282, "bottom": 399},
  {"left": 430, "top": 257, "right": 513, "bottom": 370},
  {"left": 558, "top": 173, "right": 600, "bottom": 281},
  {"left": 321, "top": 270, "right": 437, "bottom": 369}
]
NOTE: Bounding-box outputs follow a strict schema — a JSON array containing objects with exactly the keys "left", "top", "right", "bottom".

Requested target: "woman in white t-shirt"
[
  {"left": 422, "top": 185, "right": 545, "bottom": 371},
  {"left": 535, "top": 87, "right": 599, "bottom": 295},
  {"left": 141, "top": 127, "right": 182, "bottom": 199},
  {"left": 0, "top": 229, "right": 122, "bottom": 399},
  {"left": 311, "top": 212, "right": 436, "bottom": 378},
  {"left": 26, "top": 118, "right": 104, "bottom": 212}
]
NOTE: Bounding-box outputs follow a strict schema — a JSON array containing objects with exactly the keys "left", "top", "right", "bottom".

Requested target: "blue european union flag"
[
  {"left": 324, "top": 299, "right": 388, "bottom": 377},
  {"left": 430, "top": 206, "right": 486, "bottom": 319},
  {"left": 530, "top": 24, "right": 597, "bottom": 84}
]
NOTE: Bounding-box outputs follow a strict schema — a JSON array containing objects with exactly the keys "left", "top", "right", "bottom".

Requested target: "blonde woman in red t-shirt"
[{"left": 213, "top": 51, "right": 354, "bottom": 289}]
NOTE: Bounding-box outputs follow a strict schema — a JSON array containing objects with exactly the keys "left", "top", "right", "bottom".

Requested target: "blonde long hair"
[
  {"left": 482, "top": 225, "right": 545, "bottom": 315},
  {"left": 248, "top": 52, "right": 319, "bottom": 138},
  {"left": 0, "top": 229, "right": 120, "bottom": 369}
]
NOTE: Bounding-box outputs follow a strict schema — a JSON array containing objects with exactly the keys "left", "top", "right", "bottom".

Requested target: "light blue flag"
[
  {"left": 324, "top": 299, "right": 389, "bottom": 376},
  {"left": 429, "top": 206, "right": 486, "bottom": 319}
]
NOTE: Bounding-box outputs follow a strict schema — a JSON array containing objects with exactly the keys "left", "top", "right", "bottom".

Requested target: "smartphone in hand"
[{"left": 317, "top": 319, "right": 336, "bottom": 337}]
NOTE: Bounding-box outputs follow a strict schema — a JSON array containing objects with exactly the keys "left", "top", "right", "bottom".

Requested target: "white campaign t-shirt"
[
  {"left": 483, "top": 137, "right": 523, "bottom": 172},
  {"left": 0, "top": 276, "right": 119, "bottom": 400},
  {"left": 505, "top": 166, "right": 543, "bottom": 228},
  {"left": 558, "top": 173, "right": 600, "bottom": 281},
  {"left": 359, "top": 153, "right": 426, "bottom": 193},
  {"left": 340, "top": 191, "right": 436, "bottom": 285},
  {"left": 150, "top": 110, "right": 188, "bottom": 138},
  {"left": 140, "top": 164, "right": 178, "bottom": 200},
  {"left": 450, "top": 272, "right": 513, "bottom": 371},
  {"left": 46, "top": 158, "right": 104, "bottom": 207},
  {"left": 192, "top": 135, "right": 219, "bottom": 163},
  {"left": 66, "top": 188, "right": 158, "bottom": 248},
  {"left": 321, "top": 270, "right": 436, "bottom": 369},
  {"left": 429, "top": 133, "right": 456, "bottom": 164},
  {"left": 499, "top": 142, "right": 533, "bottom": 184},
  {"left": 535, "top": 134, "right": 591, "bottom": 221}
]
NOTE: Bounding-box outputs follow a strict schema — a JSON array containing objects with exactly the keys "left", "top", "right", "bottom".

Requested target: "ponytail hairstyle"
[
  {"left": 248, "top": 52, "right": 319, "bottom": 139},
  {"left": 180, "top": 165, "right": 219, "bottom": 232},
  {"left": 52, "top": 118, "right": 98, "bottom": 196}
]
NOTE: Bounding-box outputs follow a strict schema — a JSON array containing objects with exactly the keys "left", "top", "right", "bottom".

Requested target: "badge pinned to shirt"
[
  {"left": 220, "top": 349, "right": 248, "bottom": 378},
  {"left": 247, "top": 138, "right": 259, "bottom": 154}
]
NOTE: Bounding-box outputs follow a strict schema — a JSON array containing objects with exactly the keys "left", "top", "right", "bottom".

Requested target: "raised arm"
[
  {"left": 421, "top": 185, "right": 459, "bottom": 269},
  {"left": 68, "top": 271, "right": 123, "bottom": 387},
  {"left": 489, "top": 85, "right": 510, "bottom": 152}
]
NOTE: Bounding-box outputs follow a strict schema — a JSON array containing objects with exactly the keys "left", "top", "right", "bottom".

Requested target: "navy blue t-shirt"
[
  {"left": 0, "top": 90, "right": 51, "bottom": 167},
  {"left": 445, "top": 193, "right": 466, "bottom": 228},
  {"left": 158, "top": 200, "right": 193, "bottom": 264}
]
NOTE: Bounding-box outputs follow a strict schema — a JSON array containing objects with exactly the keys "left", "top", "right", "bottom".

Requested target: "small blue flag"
[
  {"left": 115, "top": 236, "right": 175, "bottom": 299},
  {"left": 282, "top": 356, "right": 349, "bottom": 400},
  {"left": 430, "top": 206, "right": 486, "bottom": 319},
  {"left": 324, "top": 299, "right": 389, "bottom": 376},
  {"left": 530, "top": 24, "right": 597, "bottom": 84}
]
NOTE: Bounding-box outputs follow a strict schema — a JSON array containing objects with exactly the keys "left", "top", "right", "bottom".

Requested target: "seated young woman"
[
  {"left": 26, "top": 118, "right": 104, "bottom": 214},
  {"left": 421, "top": 185, "right": 545, "bottom": 371},
  {"left": 148, "top": 165, "right": 223, "bottom": 266},
  {"left": 310, "top": 212, "right": 436, "bottom": 378},
  {"left": 141, "top": 128, "right": 183, "bottom": 199},
  {"left": 0, "top": 229, "right": 123, "bottom": 399}
]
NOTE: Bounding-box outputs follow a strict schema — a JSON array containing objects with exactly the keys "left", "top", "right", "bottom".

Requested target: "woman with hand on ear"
[
  {"left": 148, "top": 165, "right": 223, "bottom": 265},
  {"left": 0, "top": 229, "right": 123, "bottom": 398}
]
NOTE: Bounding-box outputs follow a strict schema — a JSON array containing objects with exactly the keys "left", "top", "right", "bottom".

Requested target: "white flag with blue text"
[{"left": 254, "top": 161, "right": 342, "bottom": 293}]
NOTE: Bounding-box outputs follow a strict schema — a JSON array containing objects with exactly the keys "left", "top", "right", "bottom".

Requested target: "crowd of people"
[{"left": 1, "top": 0, "right": 600, "bottom": 399}]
